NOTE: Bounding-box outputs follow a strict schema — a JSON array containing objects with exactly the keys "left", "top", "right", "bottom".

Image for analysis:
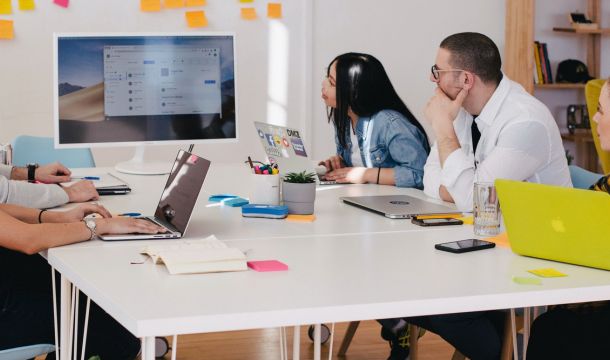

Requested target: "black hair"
[
  {"left": 439, "top": 32, "right": 503, "bottom": 85},
  {"left": 326, "top": 52, "right": 429, "bottom": 150}
]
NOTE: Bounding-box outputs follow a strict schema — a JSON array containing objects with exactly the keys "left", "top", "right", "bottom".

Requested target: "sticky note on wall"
[
  {"left": 53, "top": 0, "right": 69, "bottom": 8},
  {"left": 185, "top": 0, "right": 205, "bottom": 6},
  {"left": 239, "top": 0, "right": 254, "bottom": 3},
  {"left": 0, "top": 19, "right": 14, "bottom": 40},
  {"left": 141, "top": 0, "right": 161, "bottom": 12},
  {"left": 19, "top": 0, "right": 35, "bottom": 10},
  {"left": 267, "top": 3, "right": 282, "bottom": 19},
  {"left": 185, "top": 10, "right": 207, "bottom": 27},
  {"left": 164, "top": 0, "right": 184, "bottom": 8},
  {"left": 0, "top": 0, "right": 12, "bottom": 15},
  {"left": 241, "top": 7, "right": 257, "bottom": 20}
]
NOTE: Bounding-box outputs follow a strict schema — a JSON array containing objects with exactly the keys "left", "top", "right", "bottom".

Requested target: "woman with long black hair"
[{"left": 319, "top": 52, "right": 430, "bottom": 188}]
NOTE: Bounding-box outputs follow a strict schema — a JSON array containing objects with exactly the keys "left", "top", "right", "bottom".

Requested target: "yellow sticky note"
[
  {"left": 0, "top": 19, "right": 14, "bottom": 40},
  {"left": 185, "top": 10, "right": 207, "bottom": 27},
  {"left": 528, "top": 268, "right": 567, "bottom": 278},
  {"left": 239, "top": 0, "right": 254, "bottom": 3},
  {"left": 241, "top": 7, "right": 257, "bottom": 20},
  {"left": 141, "top": 0, "right": 161, "bottom": 12},
  {"left": 486, "top": 232, "right": 510, "bottom": 248},
  {"left": 456, "top": 216, "right": 474, "bottom": 225},
  {"left": 0, "top": 0, "right": 12, "bottom": 14},
  {"left": 164, "top": 0, "right": 184, "bottom": 8},
  {"left": 185, "top": 0, "right": 205, "bottom": 6},
  {"left": 286, "top": 214, "right": 316, "bottom": 222},
  {"left": 512, "top": 276, "right": 542, "bottom": 286},
  {"left": 267, "top": 2, "right": 282, "bottom": 19},
  {"left": 19, "top": 0, "right": 35, "bottom": 11}
]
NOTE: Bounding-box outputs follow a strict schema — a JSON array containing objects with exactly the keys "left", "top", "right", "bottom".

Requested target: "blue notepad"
[{"left": 242, "top": 204, "right": 288, "bottom": 219}]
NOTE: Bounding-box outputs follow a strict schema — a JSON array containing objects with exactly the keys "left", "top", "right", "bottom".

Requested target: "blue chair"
[
  {"left": 0, "top": 344, "right": 55, "bottom": 360},
  {"left": 569, "top": 165, "right": 602, "bottom": 190},
  {"left": 11, "top": 135, "right": 95, "bottom": 168}
]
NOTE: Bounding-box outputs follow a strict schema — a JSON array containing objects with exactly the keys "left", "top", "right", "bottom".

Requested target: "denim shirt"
[{"left": 335, "top": 110, "right": 429, "bottom": 189}]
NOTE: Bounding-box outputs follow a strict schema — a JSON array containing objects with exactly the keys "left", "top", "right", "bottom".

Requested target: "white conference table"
[{"left": 47, "top": 164, "right": 610, "bottom": 360}]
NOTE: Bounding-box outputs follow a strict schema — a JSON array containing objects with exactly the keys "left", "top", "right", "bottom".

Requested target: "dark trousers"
[
  {"left": 379, "top": 310, "right": 505, "bottom": 360},
  {"left": 0, "top": 248, "right": 140, "bottom": 360},
  {"left": 527, "top": 307, "right": 610, "bottom": 360}
]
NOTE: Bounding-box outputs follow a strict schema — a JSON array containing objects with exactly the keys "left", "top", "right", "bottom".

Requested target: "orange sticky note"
[
  {"left": 0, "top": 19, "right": 14, "bottom": 40},
  {"left": 286, "top": 214, "right": 316, "bottom": 222},
  {"left": 185, "top": 10, "right": 207, "bottom": 27},
  {"left": 164, "top": 0, "right": 184, "bottom": 8},
  {"left": 486, "top": 232, "right": 510, "bottom": 248},
  {"left": 0, "top": 0, "right": 12, "bottom": 14},
  {"left": 185, "top": 0, "right": 205, "bottom": 6},
  {"left": 53, "top": 0, "right": 68, "bottom": 8},
  {"left": 19, "top": 0, "right": 35, "bottom": 10},
  {"left": 141, "top": 0, "right": 161, "bottom": 12},
  {"left": 267, "top": 2, "right": 282, "bottom": 19},
  {"left": 241, "top": 7, "right": 257, "bottom": 20}
]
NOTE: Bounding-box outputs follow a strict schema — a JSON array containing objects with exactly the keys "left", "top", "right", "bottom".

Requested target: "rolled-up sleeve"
[{"left": 423, "top": 142, "right": 442, "bottom": 199}]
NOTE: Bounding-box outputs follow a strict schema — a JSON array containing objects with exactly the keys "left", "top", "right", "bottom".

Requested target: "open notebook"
[{"left": 140, "top": 236, "right": 247, "bottom": 275}]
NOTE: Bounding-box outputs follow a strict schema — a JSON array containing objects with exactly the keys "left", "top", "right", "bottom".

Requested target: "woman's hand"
[
  {"left": 318, "top": 155, "right": 345, "bottom": 172},
  {"left": 325, "top": 167, "right": 371, "bottom": 184},
  {"left": 47, "top": 203, "right": 112, "bottom": 223},
  {"left": 96, "top": 217, "right": 167, "bottom": 235}
]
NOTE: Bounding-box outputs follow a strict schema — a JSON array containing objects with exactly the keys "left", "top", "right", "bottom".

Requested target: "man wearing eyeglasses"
[{"left": 422, "top": 32, "right": 571, "bottom": 211}]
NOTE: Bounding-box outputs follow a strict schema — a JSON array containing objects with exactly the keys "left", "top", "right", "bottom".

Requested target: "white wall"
[
  {"left": 0, "top": 1, "right": 507, "bottom": 166},
  {"left": 310, "top": 0, "right": 506, "bottom": 160}
]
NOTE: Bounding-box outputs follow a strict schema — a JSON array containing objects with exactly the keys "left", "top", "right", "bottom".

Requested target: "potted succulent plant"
[{"left": 282, "top": 171, "right": 317, "bottom": 215}]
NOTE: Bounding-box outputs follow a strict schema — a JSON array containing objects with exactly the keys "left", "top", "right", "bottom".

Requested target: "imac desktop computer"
[{"left": 53, "top": 33, "right": 237, "bottom": 174}]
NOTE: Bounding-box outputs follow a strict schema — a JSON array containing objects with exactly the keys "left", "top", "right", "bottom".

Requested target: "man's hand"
[
  {"left": 36, "top": 162, "right": 72, "bottom": 183},
  {"left": 63, "top": 180, "right": 99, "bottom": 203},
  {"left": 49, "top": 203, "right": 112, "bottom": 223},
  {"left": 425, "top": 88, "right": 468, "bottom": 137},
  {"left": 318, "top": 155, "right": 345, "bottom": 172},
  {"left": 324, "top": 167, "right": 371, "bottom": 184}
]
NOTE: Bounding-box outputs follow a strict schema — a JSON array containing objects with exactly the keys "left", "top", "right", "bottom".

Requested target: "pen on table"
[
  {"left": 117, "top": 212, "right": 142, "bottom": 217},
  {"left": 72, "top": 176, "right": 100, "bottom": 180}
]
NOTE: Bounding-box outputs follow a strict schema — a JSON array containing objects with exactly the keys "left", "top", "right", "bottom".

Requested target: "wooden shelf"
[
  {"left": 561, "top": 130, "right": 594, "bottom": 143},
  {"left": 535, "top": 83, "right": 586, "bottom": 90},
  {"left": 553, "top": 27, "right": 610, "bottom": 34}
]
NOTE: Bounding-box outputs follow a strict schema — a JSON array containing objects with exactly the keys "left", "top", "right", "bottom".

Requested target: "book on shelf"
[
  {"left": 533, "top": 41, "right": 554, "bottom": 85},
  {"left": 141, "top": 235, "right": 248, "bottom": 275}
]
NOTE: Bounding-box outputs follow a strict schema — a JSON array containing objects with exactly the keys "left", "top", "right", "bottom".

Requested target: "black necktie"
[{"left": 471, "top": 116, "right": 481, "bottom": 154}]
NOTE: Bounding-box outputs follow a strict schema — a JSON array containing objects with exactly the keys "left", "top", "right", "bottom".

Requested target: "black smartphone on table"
[
  {"left": 435, "top": 239, "right": 496, "bottom": 253},
  {"left": 411, "top": 217, "right": 463, "bottom": 226}
]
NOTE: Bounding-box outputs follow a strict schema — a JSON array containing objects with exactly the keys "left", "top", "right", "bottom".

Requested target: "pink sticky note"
[
  {"left": 247, "top": 260, "right": 288, "bottom": 272},
  {"left": 54, "top": 0, "right": 69, "bottom": 8}
]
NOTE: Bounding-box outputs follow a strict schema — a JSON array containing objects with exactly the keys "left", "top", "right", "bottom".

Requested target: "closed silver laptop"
[
  {"left": 100, "top": 150, "right": 211, "bottom": 241},
  {"left": 340, "top": 195, "right": 459, "bottom": 219}
]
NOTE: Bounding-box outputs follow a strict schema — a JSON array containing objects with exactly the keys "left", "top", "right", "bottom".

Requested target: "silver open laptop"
[
  {"left": 253, "top": 121, "right": 336, "bottom": 185},
  {"left": 100, "top": 150, "right": 211, "bottom": 241},
  {"left": 340, "top": 195, "right": 459, "bottom": 219}
]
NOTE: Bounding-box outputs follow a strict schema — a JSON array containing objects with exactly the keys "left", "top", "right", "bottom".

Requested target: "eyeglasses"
[{"left": 431, "top": 64, "right": 466, "bottom": 81}]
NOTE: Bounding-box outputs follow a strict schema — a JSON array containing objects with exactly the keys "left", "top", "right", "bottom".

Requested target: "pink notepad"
[{"left": 247, "top": 260, "right": 288, "bottom": 272}]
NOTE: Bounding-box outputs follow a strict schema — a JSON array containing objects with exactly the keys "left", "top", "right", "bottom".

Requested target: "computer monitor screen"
[{"left": 54, "top": 33, "right": 237, "bottom": 148}]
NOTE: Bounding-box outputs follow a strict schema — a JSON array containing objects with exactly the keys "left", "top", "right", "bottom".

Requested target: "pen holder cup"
[{"left": 249, "top": 174, "right": 280, "bottom": 205}]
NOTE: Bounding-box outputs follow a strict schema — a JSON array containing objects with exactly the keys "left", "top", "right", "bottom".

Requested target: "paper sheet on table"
[{"left": 486, "top": 232, "right": 510, "bottom": 248}]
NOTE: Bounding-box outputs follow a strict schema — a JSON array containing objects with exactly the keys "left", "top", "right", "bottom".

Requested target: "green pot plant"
[{"left": 282, "top": 171, "right": 317, "bottom": 215}]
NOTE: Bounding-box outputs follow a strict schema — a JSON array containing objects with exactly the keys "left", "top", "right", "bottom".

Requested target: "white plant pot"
[{"left": 282, "top": 181, "right": 316, "bottom": 215}]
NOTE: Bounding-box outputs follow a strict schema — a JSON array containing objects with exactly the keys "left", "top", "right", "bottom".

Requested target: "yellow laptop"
[{"left": 495, "top": 179, "right": 610, "bottom": 271}]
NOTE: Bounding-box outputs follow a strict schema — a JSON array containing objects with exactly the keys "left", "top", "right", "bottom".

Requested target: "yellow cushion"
[{"left": 585, "top": 79, "right": 610, "bottom": 173}]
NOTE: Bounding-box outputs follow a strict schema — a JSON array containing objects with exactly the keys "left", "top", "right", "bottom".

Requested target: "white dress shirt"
[{"left": 423, "top": 76, "right": 572, "bottom": 211}]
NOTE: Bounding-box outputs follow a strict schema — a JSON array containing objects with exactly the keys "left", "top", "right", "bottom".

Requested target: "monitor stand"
[{"left": 114, "top": 146, "right": 171, "bottom": 175}]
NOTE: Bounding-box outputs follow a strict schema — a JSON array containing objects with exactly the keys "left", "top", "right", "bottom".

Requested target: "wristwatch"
[
  {"left": 83, "top": 218, "right": 97, "bottom": 240},
  {"left": 27, "top": 163, "right": 38, "bottom": 183}
]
